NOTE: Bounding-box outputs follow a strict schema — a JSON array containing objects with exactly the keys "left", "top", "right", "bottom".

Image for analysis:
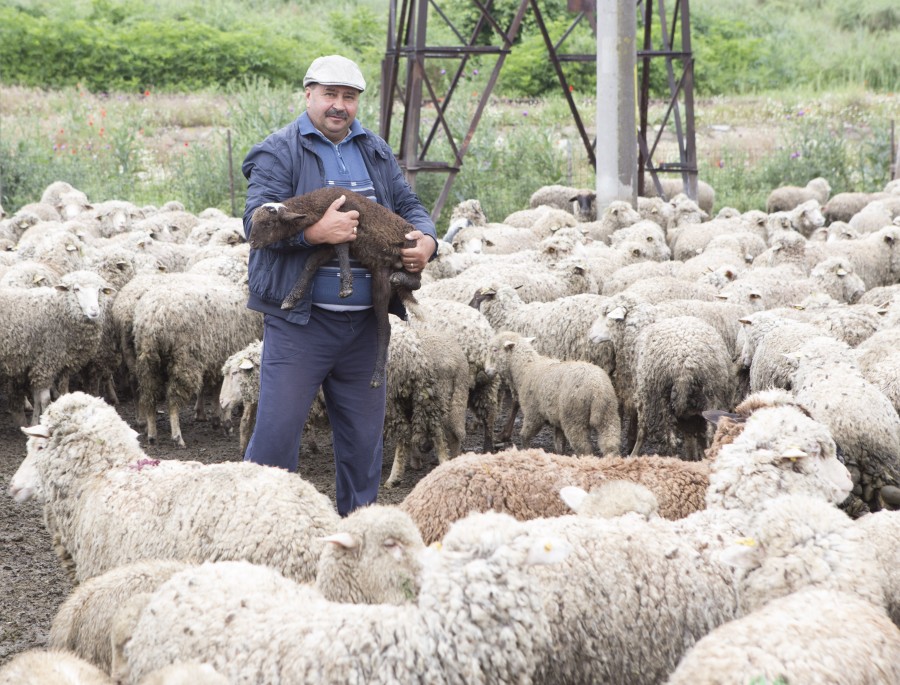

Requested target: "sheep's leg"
[
  {"left": 385, "top": 442, "right": 408, "bottom": 489},
  {"left": 519, "top": 411, "right": 544, "bottom": 449},
  {"left": 281, "top": 247, "right": 336, "bottom": 310},
  {"left": 369, "top": 266, "right": 393, "bottom": 388},
  {"left": 499, "top": 393, "right": 519, "bottom": 444},
  {"left": 596, "top": 411, "right": 622, "bottom": 457},
  {"left": 168, "top": 402, "right": 186, "bottom": 448},
  {"left": 105, "top": 377, "right": 120, "bottom": 405},
  {"left": 239, "top": 402, "right": 257, "bottom": 455},
  {"left": 29, "top": 387, "right": 51, "bottom": 425},
  {"left": 144, "top": 403, "right": 158, "bottom": 444},
  {"left": 564, "top": 423, "right": 593, "bottom": 456},
  {"left": 629, "top": 416, "right": 646, "bottom": 457},
  {"left": 553, "top": 426, "right": 568, "bottom": 454},
  {"left": 335, "top": 243, "right": 353, "bottom": 298}
]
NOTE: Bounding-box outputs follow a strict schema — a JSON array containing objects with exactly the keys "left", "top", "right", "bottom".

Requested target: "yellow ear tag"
[{"left": 735, "top": 537, "right": 757, "bottom": 547}]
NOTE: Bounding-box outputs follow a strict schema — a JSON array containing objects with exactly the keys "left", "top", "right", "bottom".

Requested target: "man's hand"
[
  {"left": 400, "top": 230, "right": 437, "bottom": 273},
  {"left": 303, "top": 195, "right": 360, "bottom": 245}
]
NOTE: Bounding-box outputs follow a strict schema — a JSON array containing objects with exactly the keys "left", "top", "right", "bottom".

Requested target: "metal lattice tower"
[{"left": 379, "top": 0, "right": 697, "bottom": 220}]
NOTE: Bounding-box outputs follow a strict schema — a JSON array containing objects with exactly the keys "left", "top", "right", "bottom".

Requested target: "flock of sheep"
[{"left": 2, "top": 172, "right": 900, "bottom": 683}]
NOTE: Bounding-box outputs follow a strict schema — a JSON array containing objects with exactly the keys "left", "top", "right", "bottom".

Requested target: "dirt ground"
[{"left": 0, "top": 386, "right": 538, "bottom": 666}]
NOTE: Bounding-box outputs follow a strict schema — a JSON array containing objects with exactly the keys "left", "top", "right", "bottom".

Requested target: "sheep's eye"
[{"left": 383, "top": 538, "right": 399, "bottom": 548}]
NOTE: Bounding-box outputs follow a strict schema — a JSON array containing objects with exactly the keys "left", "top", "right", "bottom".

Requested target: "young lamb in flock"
[{"left": 247, "top": 186, "right": 422, "bottom": 387}]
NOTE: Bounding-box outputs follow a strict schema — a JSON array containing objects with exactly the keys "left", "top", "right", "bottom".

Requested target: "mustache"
[{"left": 325, "top": 108, "right": 348, "bottom": 120}]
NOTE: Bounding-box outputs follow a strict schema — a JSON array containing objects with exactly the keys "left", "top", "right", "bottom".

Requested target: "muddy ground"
[{"left": 0, "top": 388, "right": 541, "bottom": 666}]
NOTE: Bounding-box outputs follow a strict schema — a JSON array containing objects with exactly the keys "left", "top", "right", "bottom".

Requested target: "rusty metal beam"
[{"left": 381, "top": 0, "right": 698, "bottom": 220}]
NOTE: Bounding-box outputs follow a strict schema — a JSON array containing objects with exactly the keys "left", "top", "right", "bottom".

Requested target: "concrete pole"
[{"left": 595, "top": 0, "right": 637, "bottom": 210}]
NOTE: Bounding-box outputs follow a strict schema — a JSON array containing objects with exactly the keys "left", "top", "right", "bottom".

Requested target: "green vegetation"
[{"left": 0, "top": 0, "right": 897, "bottom": 226}]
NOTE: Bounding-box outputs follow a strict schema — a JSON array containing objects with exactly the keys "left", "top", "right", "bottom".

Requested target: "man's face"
[{"left": 305, "top": 84, "right": 360, "bottom": 144}]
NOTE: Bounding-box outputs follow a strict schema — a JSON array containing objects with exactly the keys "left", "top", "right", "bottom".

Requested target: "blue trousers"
[{"left": 244, "top": 308, "right": 386, "bottom": 516}]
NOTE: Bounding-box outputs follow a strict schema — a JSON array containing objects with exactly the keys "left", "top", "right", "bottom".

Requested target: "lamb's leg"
[
  {"left": 369, "top": 266, "right": 393, "bottom": 388},
  {"left": 281, "top": 247, "right": 336, "bottom": 310},
  {"left": 335, "top": 243, "right": 353, "bottom": 298},
  {"left": 239, "top": 402, "right": 257, "bottom": 455},
  {"left": 168, "top": 401, "right": 186, "bottom": 448}
]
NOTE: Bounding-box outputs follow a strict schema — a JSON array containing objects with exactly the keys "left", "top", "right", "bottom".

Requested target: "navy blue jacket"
[{"left": 242, "top": 116, "right": 437, "bottom": 325}]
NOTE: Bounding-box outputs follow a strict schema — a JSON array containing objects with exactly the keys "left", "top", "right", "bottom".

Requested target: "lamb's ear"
[
  {"left": 559, "top": 485, "right": 589, "bottom": 513},
  {"left": 320, "top": 532, "right": 358, "bottom": 549},
  {"left": 718, "top": 537, "right": 762, "bottom": 571},
  {"left": 502, "top": 339, "right": 517, "bottom": 351},
  {"left": 607, "top": 306, "right": 626, "bottom": 321},
  {"left": 22, "top": 425, "right": 50, "bottom": 438}
]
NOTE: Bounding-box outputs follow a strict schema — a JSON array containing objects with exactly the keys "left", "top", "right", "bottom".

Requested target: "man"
[{"left": 241, "top": 54, "right": 437, "bottom": 515}]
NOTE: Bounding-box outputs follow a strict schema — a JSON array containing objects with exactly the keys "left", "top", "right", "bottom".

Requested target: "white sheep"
[
  {"left": 484, "top": 330, "right": 620, "bottom": 456},
  {"left": 849, "top": 197, "right": 900, "bottom": 233},
  {"left": 9, "top": 391, "right": 340, "bottom": 584},
  {"left": 131, "top": 272, "right": 262, "bottom": 446},
  {"left": 111, "top": 524, "right": 568, "bottom": 685},
  {"left": 665, "top": 589, "right": 900, "bottom": 685},
  {"left": 608, "top": 218, "right": 672, "bottom": 260},
  {"left": 399, "top": 446, "right": 710, "bottom": 544},
  {"left": 40, "top": 181, "right": 93, "bottom": 220},
  {"left": 559, "top": 480, "right": 660, "bottom": 520},
  {"left": 820, "top": 225, "right": 900, "bottom": 290},
  {"left": 855, "top": 328, "right": 900, "bottom": 416},
  {"left": 581, "top": 199, "right": 643, "bottom": 243},
  {"left": 0, "top": 270, "right": 114, "bottom": 425},
  {"left": 408, "top": 297, "right": 502, "bottom": 453},
  {"left": 787, "top": 336, "right": 900, "bottom": 512},
  {"left": 642, "top": 174, "right": 716, "bottom": 214},
  {"left": 442, "top": 198, "right": 487, "bottom": 243},
  {"left": 765, "top": 176, "right": 831, "bottom": 213},
  {"left": 383, "top": 317, "right": 469, "bottom": 488},
  {"left": 0, "top": 649, "right": 114, "bottom": 684}
]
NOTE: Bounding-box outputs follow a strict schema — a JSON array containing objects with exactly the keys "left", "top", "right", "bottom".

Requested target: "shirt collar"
[{"left": 299, "top": 112, "right": 366, "bottom": 145}]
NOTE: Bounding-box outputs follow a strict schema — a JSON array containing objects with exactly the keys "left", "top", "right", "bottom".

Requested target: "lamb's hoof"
[
  {"left": 339, "top": 287, "right": 354, "bottom": 298},
  {"left": 146, "top": 435, "right": 157, "bottom": 445},
  {"left": 383, "top": 478, "right": 397, "bottom": 489},
  {"left": 370, "top": 375, "right": 384, "bottom": 388},
  {"left": 173, "top": 436, "right": 186, "bottom": 448},
  {"left": 280, "top": 299, "right": 297, "bottom": 310}
]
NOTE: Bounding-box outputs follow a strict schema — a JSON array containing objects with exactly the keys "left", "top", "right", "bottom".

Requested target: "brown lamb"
[{"left": 248, "top": 187, "right": 422, "bottom": 387}]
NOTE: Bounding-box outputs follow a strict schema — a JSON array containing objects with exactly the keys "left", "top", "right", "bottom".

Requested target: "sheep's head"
[{"left": 248, "top": 202, "right": 311, "bottom": 249}]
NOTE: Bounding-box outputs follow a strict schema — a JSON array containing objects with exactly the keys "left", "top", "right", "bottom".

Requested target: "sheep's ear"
[
  {"left": 701, "top": 410, "right": 741, "bottom": 427},
  {"left": 22, "top": 425, "right": 50, "bottom": 438},
  {"left": 559, "top": 485, "right": 589, "bottom": 513},
  {"left": 523, "top": 336, "right": 536, "bottom": 345},
  {"left": 777, "top": 447, "right": 807, "bottom": 462},
  {"left": 718, "top": 537, "right": 762, "bottom": 571},
  {"left": 102, "top": 287, "right": 115, "bottom": 295},
  {"left": 239, "top": 358, "right": 255, "bottom": 370},
  {"left": 502, "top": 339, "right": 517, "bottom": 351},
  {"left": 607, "top": 306, "right": 626, "bottom": 321},
  {"left": 320, "top": 532, "right": 358, "bottom": 549},
  {"left": 54, "top": 284, "right": 70, "bottom": 293},
  {"left": 738, "top": 317, "right": 752, "bottom": 325}
]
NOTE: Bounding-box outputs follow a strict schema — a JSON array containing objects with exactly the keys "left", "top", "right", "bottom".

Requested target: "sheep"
[
  {"left": 218, "top": 339, "right": 263, "bottom": 453},
  {"left": 636, "top": 195, "right": 676, "bottom": 231},
  {"left": 577, "top": 199, "right": 642, "bottom": 242},
  {"left": 856, "top": 328, "right": 900, "bottom": 416},
  {"left": 0, "top": 260, "right": 61, "bottom": 288},
  {"left": 665, "top": 589, "right": 900, "bottom": 685},
  {"left": 49, "top": 505, "right": 425, "bottom": 674},
  {"left": 469, "top": 284, "right": 615, "bottom": 376},
  {"left": 132, "top": 273, "right": 263, "bottom": 446},
  {"left": 383, "top": 317, "right": 469, "bottom": 489},
  {"left": 810, "top": 219, "right": 861, "bottom": 242},
  {"left": 111, "top": 524, "right": 567, "bottom": 685},
  {"left": 721, "top": 494, "right": 885, "bottom": 616},
  {"left": 780, "top": 294, "right": 883, "bottom": 346},
  {"left": 703, "top": 230, "right": 767, "bottom": 263},
  {"left": 559, "top": 480, "right": 660, "bottom": 520},
  {"left": 820, "top": 225, "right": 900, "bottom": 290},
  {"left": 608, "top": 218, "right": 672, "bottom": 260},
  {"left": 40, "top": 180, "right": 93, "bottom": 220},
  {"left": 739, "top": 314, "right": 830, "bottom": 392},
  {"left": 619, "top": 275, "right": 719, "bottom": 303},
  {"left": 857, "top": 509, "right": 900, "bottom": 626},
  {"left": 48, "top": 560, "right": 190, "bottom": 673},
  {"left": 87, "top": 199, "right": 146, "bottom": 237},
  {"left": 408, "top": 297, "right": 501, "bottom": 453},
  {"left": 849, "top": 197, "right": 900, "bottom": 233},
  {"left": 0, "top": 270, "right": 114, "bottom": 425},
  {"left": 451, "top": 221, "right": 544, "bottom": 254},
  {"left": 185, "top": 216, "right": 246, "bottom": 246},
  {"left": 135, "top": 662, "right": 229, "bottom": 685},
  {"left": 15, "top": 230, "right": 86, "bottom": 275},
  {"left": 0, "top": 649, "right": 114, "bottom": 684},
  {"left": 765, "top": 176, "right": 831, "bottom": 213},
  {"left": 9, "top": 391, "right": 341, "bottom": 584},
  {"left": 600, "top": 259, "right": 681, "bottom": 294},
  {"left": 631, "top": 314, "right": 733, "bottom": 459},
  {"left": 502, "top": 205, "right": 579, "bottom": 234},
  {"left": 247, "top": 187, "right": 424, "bottom": 388},
  {"left": 399, "top": 447, "right": 709, "bottom": 544},
  {"left": 529, "top": 183, "right": 597, "bottom": 221},
  {"left": 823, "top": 190, "right": 891, "bottom": 223},
  {"left": 418, "top": 257, "right": 598, "bottom": 304},
  {"left": 442, "top": 197, "right": 487, "bottom": 243},
  {"left": 642, "top": 174, "right": 716, "bottom": 214},
  {"left": 484, "top": 330, "right": 620, "bottom": 457},
  {"left": 786, "top": 336, "right": 900, "bottom": 512},
  {"left": 675, "top": 249, "right": 747, "bottom": 286}
]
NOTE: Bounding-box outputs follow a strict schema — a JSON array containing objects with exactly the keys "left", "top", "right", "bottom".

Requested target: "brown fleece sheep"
[
  {"left": 248, "top": 187, "right": 421, "bottom": 387},
  {"left": 399, "top": 446, "right": 709, "bottom": 544}
]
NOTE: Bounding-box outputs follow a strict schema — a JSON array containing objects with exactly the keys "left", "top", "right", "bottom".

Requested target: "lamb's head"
[
  {"left": 248, "top": 202, "right": 314, "bottom": 249},
  {"left": 11, "top": 392, "right": 144, "bottom": 502},
  {"left": 706, "top": 405, "right": 853, "bottom": 510},
  {"left": 315, "top": 504, "right": 426, "bottom": 605},
  {"left": 719, "top": 494, "right": 882, "bottom": 615},
  {"left": 484, "top": 330, "right": 535, "bottom": 380}
]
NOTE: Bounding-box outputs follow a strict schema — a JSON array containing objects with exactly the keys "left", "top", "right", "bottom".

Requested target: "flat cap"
[{"left": 303, "top": 55, "right": 366, "bottom": 92}]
